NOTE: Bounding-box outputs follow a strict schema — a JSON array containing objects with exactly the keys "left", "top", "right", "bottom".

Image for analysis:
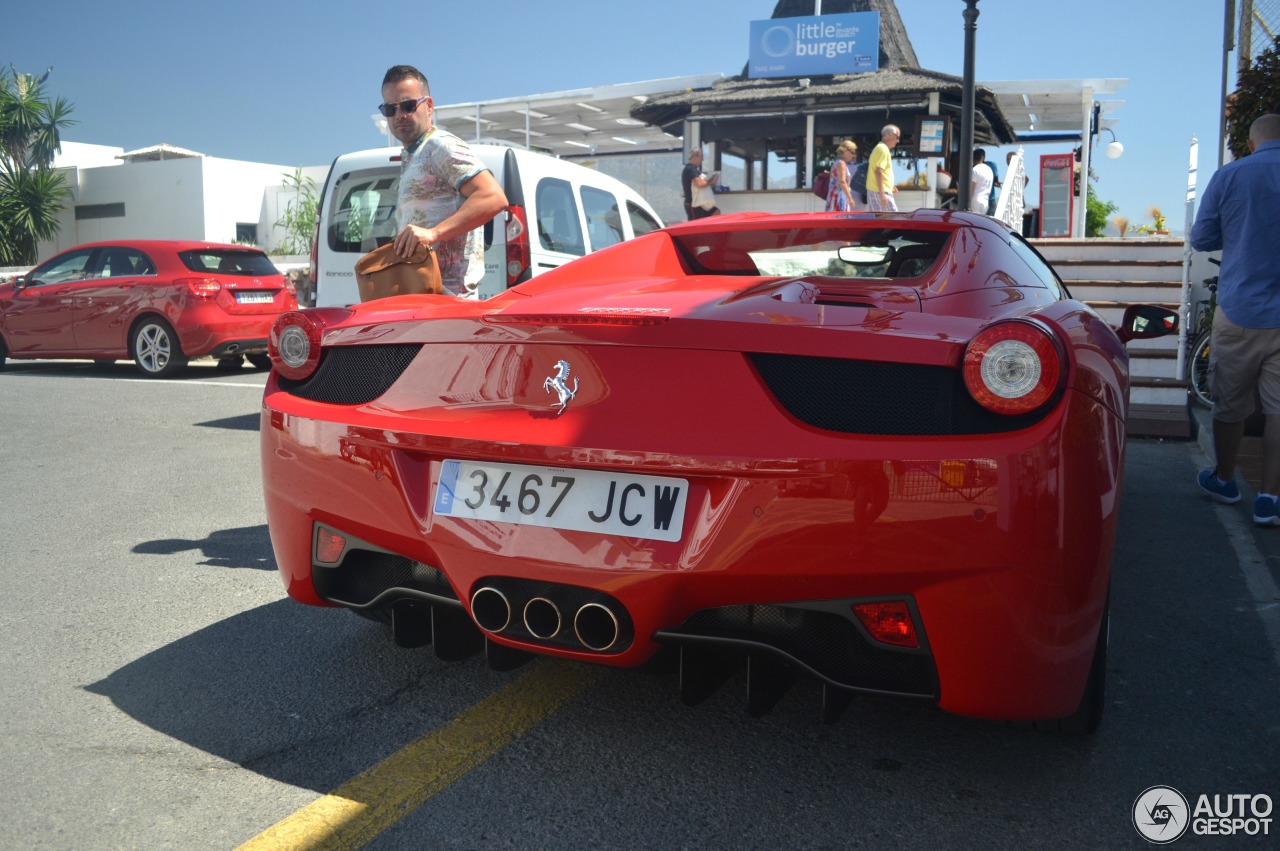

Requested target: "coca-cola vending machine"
[{"left": 1039, "top": 153, "right": 1075, "bottom": 238}]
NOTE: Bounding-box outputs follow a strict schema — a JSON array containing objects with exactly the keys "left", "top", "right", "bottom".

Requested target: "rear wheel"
[
  {"left": 247, "top": 353, "right": 272, "bottom": 370},
  {"left": 130, "top": 317, "right": 187, "bottom": 378},
  {"left": 1036, "top": 590, "right": 1109, "bottom": 734},
  {"left": 0, "top": 335, "right": 8, "bottom": 371},
  {"left": 1189, "top": 330, "right": 1212, "bottom": 408}
]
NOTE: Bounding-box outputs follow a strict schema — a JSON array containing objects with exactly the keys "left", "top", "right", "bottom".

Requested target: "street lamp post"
[{"left": 957, "top": 0, "right": 980, "bottom": 212}]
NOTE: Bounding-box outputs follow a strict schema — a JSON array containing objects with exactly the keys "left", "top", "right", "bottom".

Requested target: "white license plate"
[
  {"left": 433, "top": 460, "right": 688, "bottom": 542},
  {"left": 235, "top": 291, "right": 275, "bottom": 304}
]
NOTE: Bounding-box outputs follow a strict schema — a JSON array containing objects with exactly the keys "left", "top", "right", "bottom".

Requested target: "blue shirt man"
[
  {"left": 1190, "top": 113, "right": 1280, "bottom": 524},
  {"left": 1190, "top": 128, "right": 1280, "bottom": 327}
]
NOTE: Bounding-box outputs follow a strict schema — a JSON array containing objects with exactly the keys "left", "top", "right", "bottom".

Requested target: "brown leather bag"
[{"left": 354, "top": 241, "right": 443, "bottom": 302}]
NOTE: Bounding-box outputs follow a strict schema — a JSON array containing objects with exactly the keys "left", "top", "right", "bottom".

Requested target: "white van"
[{"left": 309, "top": 144, "right": 664, "bottom": 306}]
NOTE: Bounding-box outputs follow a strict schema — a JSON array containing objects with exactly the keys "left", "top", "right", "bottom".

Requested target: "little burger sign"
[{"left": 748, "top": 11, "right": 880, "bottom": 79}]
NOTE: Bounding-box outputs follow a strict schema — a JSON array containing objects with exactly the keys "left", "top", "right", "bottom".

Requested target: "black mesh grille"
[
  {"left": 672, "top": 604, "right": 937, "bottom": 696},
  {"left": 279, "top": 344, "right": 422, "bottom": 405},
  {"left": 748, "top": 352, "right": 1049, "bottom": 435},
  {"left": 314, "top": 549, "right": 458, "bottom": 606}
]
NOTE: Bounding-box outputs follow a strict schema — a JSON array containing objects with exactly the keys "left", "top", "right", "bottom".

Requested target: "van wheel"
[{"left": 131, "top": 318, "right": 187, "bottom": 378}]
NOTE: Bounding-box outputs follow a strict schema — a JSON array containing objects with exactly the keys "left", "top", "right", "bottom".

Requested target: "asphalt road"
[{"left": 1, "top": 359, "right": 1278, "bottom": 850}]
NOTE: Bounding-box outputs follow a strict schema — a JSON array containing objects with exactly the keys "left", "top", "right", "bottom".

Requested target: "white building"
[{"left": 38, "top": 142, "right": 328, "bottom": 261}]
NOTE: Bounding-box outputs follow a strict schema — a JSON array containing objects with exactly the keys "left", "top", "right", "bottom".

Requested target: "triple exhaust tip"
[{"left": 469, "top": 586, "right": 620, "bottom": 652}]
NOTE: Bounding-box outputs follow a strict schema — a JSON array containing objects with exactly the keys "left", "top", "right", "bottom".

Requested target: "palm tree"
[{"left": 0, "top": 66, "right": 76, "bottom": 266}]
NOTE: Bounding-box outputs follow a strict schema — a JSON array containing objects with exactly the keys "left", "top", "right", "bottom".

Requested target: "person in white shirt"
[{"left": 970, "top": 148, "right": 994, "bottom": 216}]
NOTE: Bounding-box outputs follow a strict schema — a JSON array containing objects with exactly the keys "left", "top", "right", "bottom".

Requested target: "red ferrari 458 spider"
[{"left": 261, "top": 210, "right": 1177, "bottom": 732}]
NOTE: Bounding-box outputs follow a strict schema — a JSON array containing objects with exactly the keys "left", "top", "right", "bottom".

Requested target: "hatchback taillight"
[
  {"left": 179, "top": 277, "right": 222, "bottom": 299},
  {"left": 962, "top": 320, "right": 1063, "bottom": 415},
  {"left": 505, "top": 205, "right": 530, "bottom": 287},
  {"left": 269, "top": 312, "right": 324, "bottom": 381}
]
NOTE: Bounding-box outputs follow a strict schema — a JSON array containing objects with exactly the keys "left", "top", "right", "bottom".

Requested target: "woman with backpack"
[{"left": 826, "top": 139, "right": 859, "bottom": 212}]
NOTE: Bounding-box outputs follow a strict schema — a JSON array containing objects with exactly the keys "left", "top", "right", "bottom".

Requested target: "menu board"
[
  {"left": 1039, "top": 154, "right": 1075, "bottom": 238},
  {"left": 914, "top": 116, "right": 950, "bottom": 156}
]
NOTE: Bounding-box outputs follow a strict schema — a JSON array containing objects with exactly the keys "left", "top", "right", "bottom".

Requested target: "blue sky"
[{"left": 3, "top": 0, "right": 1238, "bottom": 232}]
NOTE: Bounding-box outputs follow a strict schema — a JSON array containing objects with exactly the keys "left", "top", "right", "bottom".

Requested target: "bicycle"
[{"left": 1188, "top": 257, "right": 1220, "bottom": 409}]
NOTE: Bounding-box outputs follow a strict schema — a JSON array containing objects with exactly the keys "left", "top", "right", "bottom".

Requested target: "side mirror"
[
  {"left": 1116, "top": 304, "right": 1179, "bottom": 343},
  {"left": 12, "top": 275, "right": 26, "bottom": 290}
]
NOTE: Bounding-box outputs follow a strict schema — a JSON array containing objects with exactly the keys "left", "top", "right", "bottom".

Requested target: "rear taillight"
[
  {"left": 309, "top": 221, "right": 319, "bottom": 288},
  {"left": 179, "top": 277, "right": 221, "bottom": 299},
  {"left": 505, "top": 205, "right": 530, "bottom": 287},
  {"left": 962, "top": 320, "right": 1063, "bottom": 415},
  {"left": 852, "top": 601, "right": 920, "bottom": 649},
  {"left": 283, "top": 276, "right": 297, "bottom": 296},
  {"left": 269, "top": 311, "right": 324, "bottom": 380}
]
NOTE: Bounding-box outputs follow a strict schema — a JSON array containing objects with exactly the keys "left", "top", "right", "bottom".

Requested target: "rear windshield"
[
  {"left": 672, "top": 226, "right": 951, "bottom": 280},
  {"left": 327, "top": 167, "right": 400, "bottom": 253},
  {"left": 179, "top": 249, "right": 280, "bottom": 276}
]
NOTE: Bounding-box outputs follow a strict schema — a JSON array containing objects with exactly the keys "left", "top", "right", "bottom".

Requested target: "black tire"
[
  {"left": 1036, "top": 590, "right": 1109, "bottom": 734},
  {"left": 93, "top": 359, "right": 116, "bottom": 367},
  {"left": 0, "top": 334, "right": 8, "bottom": 371},
  {"left": 216, "top": 355, "right": 245, "bottom": 372},
  {"left": 1189, "top": 331, "right": 1212, "bottom": 409},
  {"left": 130, "top": 317, "right": 187, "bottom": 378},
  {"left": 247, "top": 353, "right": 272, "bottom": 370}
]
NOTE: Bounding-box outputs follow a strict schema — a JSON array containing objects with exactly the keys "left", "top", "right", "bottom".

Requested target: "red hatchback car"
[
  {"left": 0, "top": 240, "right": 297, "bottom": 376},
  {"left": 261, "top": 211, "right": 1178, "bottom": 733}
]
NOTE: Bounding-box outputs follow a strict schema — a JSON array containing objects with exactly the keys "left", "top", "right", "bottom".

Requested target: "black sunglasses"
[{"left": 377, "top": 96, "right": 428, "bottom": 118}]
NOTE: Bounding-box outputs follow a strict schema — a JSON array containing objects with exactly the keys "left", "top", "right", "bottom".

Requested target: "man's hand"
[{"left": 393, "top": 224, "right": 435, "bottom": 258}]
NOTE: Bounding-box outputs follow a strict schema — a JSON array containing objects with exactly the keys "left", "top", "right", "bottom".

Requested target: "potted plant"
[
  {"left": 1137, "top": 206, "right": 1169, "bottom": 236},
  {"left": 1113, "top": 216, "right": 1129, "bottom": 238}
]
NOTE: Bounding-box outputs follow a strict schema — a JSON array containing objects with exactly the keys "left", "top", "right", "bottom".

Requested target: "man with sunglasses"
[{"left": 382, "top": 65, "right": 507, "bottom": 297}]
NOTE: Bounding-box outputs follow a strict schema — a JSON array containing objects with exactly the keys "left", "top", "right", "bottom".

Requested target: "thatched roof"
[{"left": 632, "top": 66, "right": 1018, "bottom": 146}]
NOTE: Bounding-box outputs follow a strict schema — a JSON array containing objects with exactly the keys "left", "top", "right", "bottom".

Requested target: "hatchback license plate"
[
  {"left": 433, "top": 460, "right": 688, "bottom": 542},
  {"left": 235, "top": 291, "right": 275, "bottom": 304}
]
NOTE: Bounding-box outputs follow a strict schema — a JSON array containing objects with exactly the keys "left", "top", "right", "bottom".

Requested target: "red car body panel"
[
  {"left": 0, "top": 239, "right": 295, "bottom": 362},
  {"left": 259, "top": 211, "right": 1157, "bottom": 723}
]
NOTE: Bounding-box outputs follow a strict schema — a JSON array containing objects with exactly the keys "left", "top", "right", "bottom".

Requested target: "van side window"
[
  {"left": 580, "top": 186, "right": 624, "bottom": 251},
  {"left": 329, "top": 169, "right": 400, "bottom": 253},
  {"left": 627, "top": 202, "right": 661, "bottom": 237},
  {"left": 535, "top": 178, "right": 585, "bottom": 256}
]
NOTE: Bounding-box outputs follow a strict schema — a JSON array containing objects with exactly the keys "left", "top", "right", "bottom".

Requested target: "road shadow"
[
  {"left": 195, "top": 413, "right": 260, "bottom": 431},
  {"left": 84, "top": 600, "right": 449, "bottom": 793},
  {"left": 133, "top": 524, "right": 275, "bottom": 570},
  {"left": 0, "top": 358, "right": 268, "bottom": 383}
]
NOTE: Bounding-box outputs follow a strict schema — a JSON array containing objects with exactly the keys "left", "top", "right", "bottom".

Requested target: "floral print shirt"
[{"left": 397, "top": 128, "right": 488, "bottom": 296}]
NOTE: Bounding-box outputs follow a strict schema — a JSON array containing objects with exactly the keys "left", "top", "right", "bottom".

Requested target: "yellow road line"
[{"left": 237, "top": 660, "right": 601, "bottom": 851}]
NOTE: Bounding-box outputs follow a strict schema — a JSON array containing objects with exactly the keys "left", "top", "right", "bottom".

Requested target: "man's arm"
[
  {"left": 1190, "top": 175, "right": 1222, "bottom": 252},
  {"left": 393, "top": 170, "right": 508, "bottom": 257}
]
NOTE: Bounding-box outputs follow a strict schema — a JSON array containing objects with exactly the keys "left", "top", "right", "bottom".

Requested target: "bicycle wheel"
[{"left": 1189, "top": 331, "right": 1213, "bottom": 408}]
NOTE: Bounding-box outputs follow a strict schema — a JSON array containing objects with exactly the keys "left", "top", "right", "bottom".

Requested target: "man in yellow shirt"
[{"left": 868, "top": 124, "right": 900, "bottom": 212}]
